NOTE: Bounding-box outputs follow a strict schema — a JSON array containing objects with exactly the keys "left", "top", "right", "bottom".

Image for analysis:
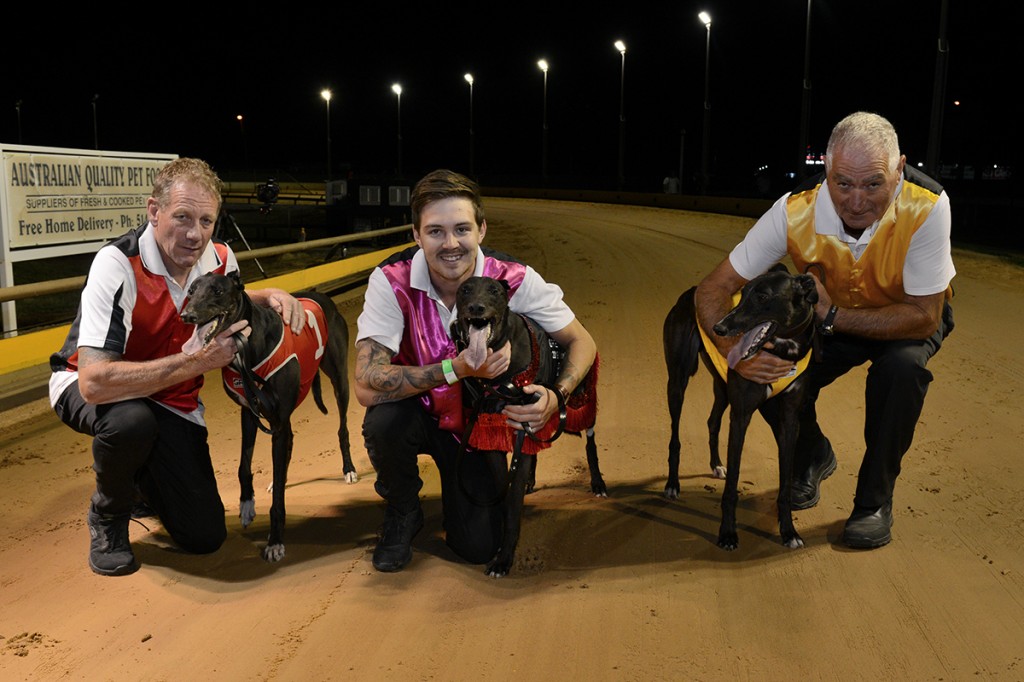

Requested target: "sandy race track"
[{"left": 2, "top": 198, "right": 1022, "bottom": 681}]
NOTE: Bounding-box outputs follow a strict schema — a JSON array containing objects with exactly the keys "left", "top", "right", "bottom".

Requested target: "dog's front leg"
[
  {"left": 238, "top": 409, "right": 259, "bottom": 528},
  {"left": 486, "top": 451, "right": 529, "bottom": 578},
  {"left": 707, "top": 375, "right": 728, "bottom": 479},
  {"left": 718, "top": 380, "right": 760, "bottom": 550},
  {"left": 263, "top": 424, "right": 293, "bottom": 562},
  {"left": 773, "top": 388, "right": 805, "bottom": 549}
]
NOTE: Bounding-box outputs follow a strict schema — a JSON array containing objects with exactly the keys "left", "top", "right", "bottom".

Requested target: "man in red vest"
[
  {"left": 355, "top": 169, "right": 597, "bottom": 572},
  {"left": 697, "top": 112, "right": 955, "bottom": 549},
  {"left": 50, "top": 158, "right": 305, "bottom": 576}
]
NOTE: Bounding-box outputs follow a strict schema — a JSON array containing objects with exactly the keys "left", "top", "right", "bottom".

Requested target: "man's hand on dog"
[
  {"left": 503, "top": 384, "right": 558, "bottom": 433},
  {"left": 266, "top": 289, "right": 306, "bottom": 335},
  {"left": 189, "top": 320, "right": 251, "bottom": 369},
  {"left": 732, "top": 349, "right": 796, "bottom": 385}
]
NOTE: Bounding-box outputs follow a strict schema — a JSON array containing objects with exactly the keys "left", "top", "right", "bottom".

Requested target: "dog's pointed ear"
[
  {"left": 498, "top": 279, "right": 511, "bottom": 293},
  {"left": 796, "top": 274, "right": 818, "bottom": 304},
  {"left": 228, "top": 270, "right": 245, "bottom": 292}
]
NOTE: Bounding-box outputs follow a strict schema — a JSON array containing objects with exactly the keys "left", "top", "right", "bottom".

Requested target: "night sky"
[{"left": 5, "top": 2, "right": 1017, "bottom": 193}]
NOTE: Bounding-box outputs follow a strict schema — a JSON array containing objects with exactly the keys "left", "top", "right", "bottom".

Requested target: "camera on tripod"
[{"left": 256, "top": 178, "right": 280, "bottom": 214}]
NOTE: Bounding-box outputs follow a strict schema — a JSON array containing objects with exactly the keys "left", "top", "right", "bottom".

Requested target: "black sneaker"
[
  {"left": 843, "top": 501, "right": 893, "bottom": 549},
  {"left": 87, "top": 505, "right": 139, "bottom": 576},
  {"left": 791, "top": 444, "right": 838, "bottom": 510},
  {"left": 372, "top": 506, "right": 424, "bottom": 572}
]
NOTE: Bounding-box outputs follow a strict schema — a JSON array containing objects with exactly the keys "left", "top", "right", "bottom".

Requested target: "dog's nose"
[
  {"left": 467, "top": 302, "right": 486, "bottom": 317},
  {"left": 712, "top": 322, "right": 728, "bottom": 336}
]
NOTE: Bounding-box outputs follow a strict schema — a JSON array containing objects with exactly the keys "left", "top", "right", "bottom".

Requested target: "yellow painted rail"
[{"left": 0, "top": 243, "right": 411, "bottom": 377}]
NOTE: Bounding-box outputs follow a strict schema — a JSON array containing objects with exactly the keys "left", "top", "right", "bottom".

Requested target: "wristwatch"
[{"left": 820, "top": 304, "right": 839, "bottom": 336}]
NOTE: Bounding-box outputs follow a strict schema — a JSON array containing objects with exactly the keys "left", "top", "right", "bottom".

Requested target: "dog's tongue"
[
  {"left": 727, "top": 322, "right": 772, "bottom": 369},
  {"left": 181, "top": 320, "right": 218, "bottom": 356},
  {"left": 464, "top": 323, "right": 492, "bottom": 370}
]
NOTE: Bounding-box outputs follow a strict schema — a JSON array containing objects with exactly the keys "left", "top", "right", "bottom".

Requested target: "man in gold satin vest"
[{"left": 695, "top": 112, "right": 956, "bottom": 549}]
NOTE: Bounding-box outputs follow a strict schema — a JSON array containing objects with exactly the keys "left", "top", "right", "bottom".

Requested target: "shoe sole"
[
  {"left": 843, "top": 533, "right": 891, "bottom": 549},
  {"left": 843, "top": 536, "right": 892, "bottom": 548},
  {"left": 89, "top": 558, "right": 140, "bottom": 577},
  {"left": 372, "top": 555, "right": 412, "bottom": 572},
  {"left": 791, "top": 452, "right": 838, "bottom": 511}
]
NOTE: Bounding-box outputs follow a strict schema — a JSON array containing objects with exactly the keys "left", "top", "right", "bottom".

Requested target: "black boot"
[
  {"left": 791, "top": 443, "right": 837, "bottom": 510},
  {"left": 843, "top": 500, "right": 893, "bottom": 549},
  {"left": 372, "top": 506, "right": 424, "bottom": 572}
]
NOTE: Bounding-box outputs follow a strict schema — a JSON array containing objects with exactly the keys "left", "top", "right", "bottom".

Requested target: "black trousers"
[
  {"left": 362, "top": 398, "right": 506, "bottom": 564},
  {"left": 763, "top": 303, "right": 954, "bottom": 509},
  {"left": 55, "top": 381, "right": 226, "bottom": 553}
]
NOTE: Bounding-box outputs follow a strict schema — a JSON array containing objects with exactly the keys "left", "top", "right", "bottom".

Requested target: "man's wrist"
[
  {"left": 553, "top": 384, "right": 570, "bottom": 403},
  {"left": 442, "top": 358, "right": 459, "bottom": 385},
  {"left": 820, "top": 304, "right": 839, "bottom": 336}
]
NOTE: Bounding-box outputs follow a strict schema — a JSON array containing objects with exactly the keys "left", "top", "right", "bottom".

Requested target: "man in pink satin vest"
[{"left": 355, "top": 169, "right": 597, "bottom": 572}]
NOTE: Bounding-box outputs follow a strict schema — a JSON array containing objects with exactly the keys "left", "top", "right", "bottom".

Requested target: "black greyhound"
[
  {"left": 451, "top": 276, "right": 601, "bottom": 577},
  {"left": 663, "top": 266, "right": 817, "bottom": 550},
  {"left": 180, "top": 272, "right": 355, "bottom": 562}
]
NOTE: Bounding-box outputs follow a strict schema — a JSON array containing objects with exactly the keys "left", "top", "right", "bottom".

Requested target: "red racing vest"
[{"left": 221, "top": 298, "right": 329, "bottom": 409}]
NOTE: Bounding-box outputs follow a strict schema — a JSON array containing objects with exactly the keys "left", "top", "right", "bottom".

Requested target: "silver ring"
[{"left": 523, "top": 422, "right": 534, "bottom": 434}]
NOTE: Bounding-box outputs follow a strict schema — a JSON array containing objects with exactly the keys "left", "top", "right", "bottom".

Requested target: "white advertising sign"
[{"left": 4, "top": 149, "right": 172, "bottom": 249}]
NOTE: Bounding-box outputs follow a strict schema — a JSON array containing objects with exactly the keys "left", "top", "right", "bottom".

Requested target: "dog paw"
[
  {"left": 344, "top": 471, "right": 359, "bottom": 484},
  {"left": 262, "top": 543, "right": 286, "bottom": 562},
  {"left": 717, "top": 532, "right": 739, "bottom": 551},
  {"left": 485, "top": 552, "right": 514, "bottom": 578},
  {"left": 712, "top": 466, "right": 727, "bottom": 479},
  {"left": 239, "top": 499, "right": 256, "bottom": 528},
  {"left": 591, "top": 480, "right": 609, "bottom": 497},
  {"left": 663, "top": 485, "right": 680, "bottom": 500},
  {"left": 782, "top": 533, "right": 805, "bottom": 549}
]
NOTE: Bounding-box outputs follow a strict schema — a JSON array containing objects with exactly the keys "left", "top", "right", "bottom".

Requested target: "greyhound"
[
  {"left": 663, "top": 266, "right": 817, "bottom": 550},
  {"left": 180, "top": 271, "right": 355, "bottom": 562},
  {"left": 451, "top": 276, "right": 601, "bottom": 577}
]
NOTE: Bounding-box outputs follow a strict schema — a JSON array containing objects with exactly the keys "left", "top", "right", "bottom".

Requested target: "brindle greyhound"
[
  {"left": 451, "top": 276, "right": 601, "bottom": 577},
  {"left": 180, "top": 271, "right": 355, "bottom": 562},
  {"left": 663, "top": 266, "right": 818, "bottom": 550}
]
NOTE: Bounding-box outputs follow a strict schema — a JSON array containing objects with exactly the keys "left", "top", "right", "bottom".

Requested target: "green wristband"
[{"left": 442, "top": 358, "right": 459, "bottom": 385}]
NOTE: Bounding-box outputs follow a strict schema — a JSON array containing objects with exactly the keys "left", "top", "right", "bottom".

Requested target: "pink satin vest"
[{"left": 381, "top": 250, "right": 527, "bottom": 432}]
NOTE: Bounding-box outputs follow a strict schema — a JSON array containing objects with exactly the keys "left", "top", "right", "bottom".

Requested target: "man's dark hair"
[{"left": 410, "top": 169, "right": 484, "bottom": 230}]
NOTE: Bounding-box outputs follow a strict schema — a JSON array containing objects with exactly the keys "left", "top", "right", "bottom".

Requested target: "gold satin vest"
[
  {"left": 696, "top": 292, "right": 811, "bottom": 399},
  {"left": 786, "top": 180, "right": 944, "bottom": 308}
]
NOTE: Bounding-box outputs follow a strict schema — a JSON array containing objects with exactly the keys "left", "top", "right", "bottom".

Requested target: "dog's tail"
[{"left": 312, "top": 373, "right": 329, "bottom": 415}]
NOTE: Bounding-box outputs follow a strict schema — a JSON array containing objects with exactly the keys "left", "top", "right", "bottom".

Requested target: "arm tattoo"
[
  {"left": 356, "top": 340, "right": 403, "bottom": 391},
  {"left": 355, "top": 339, "right": 445, "bottom": 403}
]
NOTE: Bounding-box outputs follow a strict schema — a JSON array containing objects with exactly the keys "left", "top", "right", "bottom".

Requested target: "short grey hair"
[{"left": 825, "top": 112, "right": 901, "bottom": 173}]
